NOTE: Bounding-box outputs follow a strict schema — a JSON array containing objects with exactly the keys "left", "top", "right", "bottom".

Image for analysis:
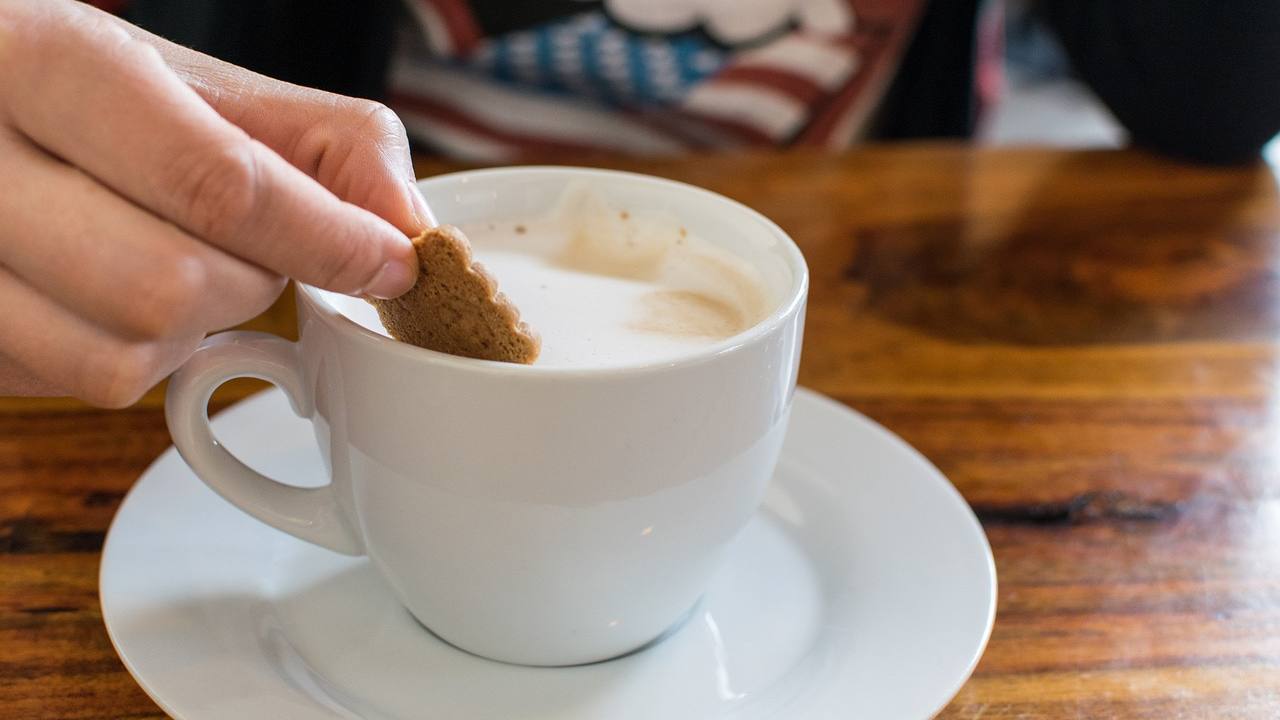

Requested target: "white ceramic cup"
[{"left": 165, "top": 167, "right": 808, "bottom": 666}]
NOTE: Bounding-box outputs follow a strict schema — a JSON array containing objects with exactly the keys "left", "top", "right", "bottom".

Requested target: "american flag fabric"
[{"left": 391, "top": 0, "right": 925, "bottom": 160}]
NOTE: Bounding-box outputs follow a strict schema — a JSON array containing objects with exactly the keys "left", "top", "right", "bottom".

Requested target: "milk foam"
[{"left": 333, "top": 186, "right": 772, "bottom": 368}]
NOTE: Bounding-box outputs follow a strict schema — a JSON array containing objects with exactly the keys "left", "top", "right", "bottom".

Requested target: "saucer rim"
[{"left": 796, "top": 388, "right": 998, "bottom": 718}]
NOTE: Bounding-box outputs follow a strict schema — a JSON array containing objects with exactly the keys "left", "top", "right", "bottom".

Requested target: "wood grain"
[{"left": 4, "top": 144, "right": 1280, "bottom": 718}]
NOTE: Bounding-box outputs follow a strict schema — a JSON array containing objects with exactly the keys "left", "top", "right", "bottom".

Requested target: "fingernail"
[
  {"left": 363, "top": 258, "right": 417, "bottom": 299},
  {"left": 406, "top": 180, "right": 437, "bottom": 230}
]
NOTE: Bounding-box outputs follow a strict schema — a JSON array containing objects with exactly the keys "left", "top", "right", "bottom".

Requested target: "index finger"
[{"left": 0, "top": 5, "right": 417, "bottom": 298}]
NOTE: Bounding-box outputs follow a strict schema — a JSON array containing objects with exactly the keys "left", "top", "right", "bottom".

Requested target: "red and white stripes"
[
  {"left": 679, "top": 34, "right": 861, "bottom": 144},
  {"left": 390, "top": 61, "right": 687, "bottom": 160}
]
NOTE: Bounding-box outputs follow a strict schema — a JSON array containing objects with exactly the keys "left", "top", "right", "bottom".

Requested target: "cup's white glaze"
[{"left": 165, "top": 167, "right": 808, "bottom": 666}]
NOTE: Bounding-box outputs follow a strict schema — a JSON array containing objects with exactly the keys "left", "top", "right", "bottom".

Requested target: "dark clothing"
[{"left": 1045, "top": 1, "right": 1280, "bottom": 165}]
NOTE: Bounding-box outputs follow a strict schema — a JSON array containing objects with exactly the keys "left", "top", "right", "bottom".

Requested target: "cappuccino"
[{"left": 335, "top": 187, "right": 772, "bottom": 367}]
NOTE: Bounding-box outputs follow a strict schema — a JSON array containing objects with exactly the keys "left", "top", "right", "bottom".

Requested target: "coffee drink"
[{"left": 336, "top": 185, "right": 773, "bottom": 367}]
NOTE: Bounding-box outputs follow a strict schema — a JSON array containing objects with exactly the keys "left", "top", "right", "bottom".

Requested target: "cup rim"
[{"left": 297, "top": 165, "right": 808, "bottom": 378}]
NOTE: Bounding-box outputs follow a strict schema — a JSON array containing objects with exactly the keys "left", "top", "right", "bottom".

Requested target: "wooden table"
[{"left": 5, "top": 144, "right": 1280, "bottom": 718}]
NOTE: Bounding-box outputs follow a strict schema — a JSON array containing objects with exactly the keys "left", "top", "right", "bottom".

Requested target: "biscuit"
[{"left": 368, "top": 226, "right": 540, "bottom": 364}]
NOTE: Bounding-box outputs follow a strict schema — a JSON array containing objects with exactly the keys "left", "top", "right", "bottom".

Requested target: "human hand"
[{"left": 0, "top": 0, "right": 430, "bottom": 406}]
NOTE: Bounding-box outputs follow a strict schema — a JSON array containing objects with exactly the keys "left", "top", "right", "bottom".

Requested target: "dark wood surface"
[{"left": 5, "top": 144, "right": 1280, "bottom": 718}]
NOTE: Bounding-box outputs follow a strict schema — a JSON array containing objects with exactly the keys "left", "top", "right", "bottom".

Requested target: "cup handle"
[{"left": 164, "top": 331, "right": 364, "bottom": 556}]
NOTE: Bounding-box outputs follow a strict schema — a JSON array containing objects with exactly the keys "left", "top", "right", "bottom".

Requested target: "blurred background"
[
  {"left": 982, "top": 0, "right": 1123, "bottom": 148},
  {"left": 109, "top": 0, "right": 1280, "bottom": 166}
]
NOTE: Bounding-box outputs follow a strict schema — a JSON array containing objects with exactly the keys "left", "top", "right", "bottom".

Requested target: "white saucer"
[{"left": 101, "top": 388, "right": 996, "bottom": 719}]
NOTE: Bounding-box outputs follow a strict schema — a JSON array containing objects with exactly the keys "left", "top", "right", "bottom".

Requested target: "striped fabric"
[{"left": 391, "top": 0, "right": 924, "bottom": 160}]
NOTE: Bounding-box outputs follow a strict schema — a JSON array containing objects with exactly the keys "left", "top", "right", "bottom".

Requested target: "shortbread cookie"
[{"left": 369, "top": 226, "right": 540, "bottom": 364}]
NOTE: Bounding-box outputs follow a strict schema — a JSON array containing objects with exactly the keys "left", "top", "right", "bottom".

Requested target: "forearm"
[{"left": 1043, "top": 0, "right": 1280, "bottom": 165}]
